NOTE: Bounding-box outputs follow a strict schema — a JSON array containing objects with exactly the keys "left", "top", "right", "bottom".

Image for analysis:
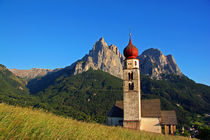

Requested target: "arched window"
[
  {"left": 128, "top": 72, "right": 133, "bottom": 80},
  {"left": 135, "top": 61, "right": 137, "bottom": 66},
  {"left": 131, "top": 72, "right": 133, "bottom": 80},
  {"left": 129, "top": 83, "right": 131, "bottom": 90},
  {"left": 129, "top": 82, "right": 134, "bottom": 90},
  {"left": 128, "top": 73, "right": 131, "bottom": 80}
]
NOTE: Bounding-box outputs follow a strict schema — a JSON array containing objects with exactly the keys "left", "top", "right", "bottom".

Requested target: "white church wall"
[
  {"left": 107, "top": 117, "right": 123, "bottom": 126},
  {"left": 140, "top": 117, "right": 161, "bottom": 133}
]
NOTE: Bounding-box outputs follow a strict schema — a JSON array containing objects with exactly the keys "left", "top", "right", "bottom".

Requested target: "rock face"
[
  {"left": 138, "top": 48, "right": 182, "bottom": 79},
  {"left": 68, "top": 38, "right": 182, "bottom": 79},
  {"left": 9, "top": 68, "right": 53, "bottom": 79},
  {"left": 66, "top": 37, "right": 124, "bottom": 78},
  {"left": 9, "top": 38, "right": 182, "bottom": 80}
]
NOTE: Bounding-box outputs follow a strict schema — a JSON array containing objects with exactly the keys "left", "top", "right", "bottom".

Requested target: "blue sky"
[{"left": 0, "top": 0, "right": 210, "bottom": 85}]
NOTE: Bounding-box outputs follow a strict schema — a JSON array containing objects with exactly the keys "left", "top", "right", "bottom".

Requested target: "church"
[{"left": 107, "top": 35, "right": 177, "bottom": 135}]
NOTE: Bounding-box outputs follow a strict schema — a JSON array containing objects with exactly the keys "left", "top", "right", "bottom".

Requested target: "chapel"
[{"left": 107, "top": 34, "right": 177, "bottom": 135}]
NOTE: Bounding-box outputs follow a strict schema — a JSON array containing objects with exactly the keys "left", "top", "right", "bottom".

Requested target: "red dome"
[{"left": 123, "top": 36, "right": 138, "bottom": 59}]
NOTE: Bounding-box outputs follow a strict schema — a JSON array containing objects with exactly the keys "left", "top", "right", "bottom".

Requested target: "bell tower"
[{"left": 123, "top": 34, "right": 141, "bottom": 130}]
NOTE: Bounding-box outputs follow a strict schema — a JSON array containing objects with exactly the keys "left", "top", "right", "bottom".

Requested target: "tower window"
[
  {"left": 128, "top": 73, "right": 131, "bottom": 80},
  {"left": 128, "top": 72, "right": 133, "bottom": 80},
  {"left": 131, "top": 72, "right": 133, "bottom": 80},
  {"left": 129, "top": 82, "right": 134, "bottom": 90},
  {"left": 135, "top": 61, "right": 137, "bottom": 66}
]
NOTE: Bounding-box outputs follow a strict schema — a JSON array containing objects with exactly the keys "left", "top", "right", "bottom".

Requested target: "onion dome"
[{"left": 123, "top": 34, "right": 138, "bottom": 59}]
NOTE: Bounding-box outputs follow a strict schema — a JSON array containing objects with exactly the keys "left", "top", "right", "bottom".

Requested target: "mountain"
[
  {"left": 33, "top": 69, "right": 123, "bottom": 123},
  {"left": 138, "top": 48, "right": 182, "bottom": 79},
  {"left": 0, "top": 64, "right": 37, "bottom": 106},
  {"left": 30, "top": 69, "right": 210, "bottom": 125},
  {"left": 9, "top": 68, "right": 53, "bottom": 80},
  {"left": 9, "top": 37, "right": 182, "bottom": 81},
  {"left": 66, "top": 37, "right": 124, "bottom": 78},
  {"left": 0, "top": 64, "right": 28, "bottom": 95},
  {"left": 26, "top": 37, "right": 124, "bottom": 94},
  {"left": 20, "top": 67, "right": 210, "bottom": 139},
  {"left": 67, "top": 37, "right": 182, "bottom": 79},
  {"left": 1, "top": 64, "right": 209, "bottom": 137}
]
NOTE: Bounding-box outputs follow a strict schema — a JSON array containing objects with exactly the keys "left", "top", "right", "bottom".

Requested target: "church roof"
[
  {"left": 141, "top": 99, "right": 161, "bottom": 117},
  {"left": 161, "top": 111, "right": 177, "bottom": 125},
  {"left": 108, "top": 99, "right": 177, "bottom": 125},
  {"left": 108, "top": 99, "right": 161, "bottom": 118}
]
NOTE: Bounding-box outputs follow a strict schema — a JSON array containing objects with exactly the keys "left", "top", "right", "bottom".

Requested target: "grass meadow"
[{"left": 0, "top": 103, "right": 192, "bottom": 140}]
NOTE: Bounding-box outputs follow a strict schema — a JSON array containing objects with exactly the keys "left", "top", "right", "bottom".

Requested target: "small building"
[
  {"left": 108, "top": 34, "right": 177, "bottom": 134},
  {"left": 108, "top": 99, "right": 177, "bottom": 134},
  {"left": 161, "top": 111, "right": 177, "bottom": 134}
]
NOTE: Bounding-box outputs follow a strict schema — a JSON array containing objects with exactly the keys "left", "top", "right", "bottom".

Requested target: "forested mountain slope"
[
  {"left": 1, "top": 64, "right": 209, "bottom": 138},
  {"left": 33, "top": 69, "right": 123, "bottom": 123},
  {"left": 0, "top": 64, "right": 38, "bottom": 106},
  {"left": 28, "top": 68, "right": 210, "bottom": 128}
]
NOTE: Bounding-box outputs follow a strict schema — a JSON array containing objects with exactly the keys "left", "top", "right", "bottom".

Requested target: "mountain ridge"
[
  {"left": 9, "top": 68, "right": 53, "bottom": 80},
  {"left": 9, "top": 37, "right": 183, "bottom": 81}
]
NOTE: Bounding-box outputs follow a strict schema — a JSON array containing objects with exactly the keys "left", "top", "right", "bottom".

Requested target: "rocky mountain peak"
[
  {"left": 69, "top": 37, "right": 123, "bottom": 78},
  {"left": 139, "top": 48, "right": 182, "bottom": 79},
  {"left": 8, "top": 39, "right": 183, "bottom": 81},
  {"left": 63, "top": 41, "right": 182, "bottom": 80},
  {"left": 92, "top": 37, "right": 108, "bottom": 51},
  {"left": 99, "top": 37, "right": 105, "bottom": 42},
  {"left": 141, "top": 48, "right": 163, "bottom": 58}
]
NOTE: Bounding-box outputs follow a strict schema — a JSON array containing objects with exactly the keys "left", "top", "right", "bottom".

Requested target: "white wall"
[
  {"left": 140, "top": 117, "right": 161, "bottom": 133},
  {"left": 107, "top": 117, "right": 123, "bottom": 126}
]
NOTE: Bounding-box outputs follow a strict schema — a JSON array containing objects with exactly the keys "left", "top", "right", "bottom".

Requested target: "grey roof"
[{"left": 161, "top": 111, "right": 177, "bottom": 125}]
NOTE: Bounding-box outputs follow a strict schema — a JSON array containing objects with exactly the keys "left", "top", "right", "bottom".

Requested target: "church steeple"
[{"left": 123, "top": 34, "right": 141, "bottom": 130}]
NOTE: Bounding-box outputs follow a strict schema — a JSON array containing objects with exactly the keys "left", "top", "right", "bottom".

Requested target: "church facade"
[{"left": 108, "top": 35, "right": 177, "bottom": 134}]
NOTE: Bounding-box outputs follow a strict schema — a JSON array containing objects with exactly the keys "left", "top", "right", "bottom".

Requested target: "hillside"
[
  {"left": 33, "top": 69, "right": 123, "bottom": 123},
  {"left": 1, "top": 64, "right": 210, "bottom": 129},
  {"left": 0, "top": 103, "right": 191, "bottom": 140},
  {"left": 0, "top": 64, "right": 38, "bottom": 106},
  {"left": 27, "top": 68, "right": 210, "bottom": 129},
  {"left": 141, "top": 74, "right": 210, "bottom": 128}
]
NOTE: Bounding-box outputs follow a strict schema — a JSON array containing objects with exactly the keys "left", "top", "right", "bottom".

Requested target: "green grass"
[{"left": 0, "top": 103, "right": 192, "bottom": 140}]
